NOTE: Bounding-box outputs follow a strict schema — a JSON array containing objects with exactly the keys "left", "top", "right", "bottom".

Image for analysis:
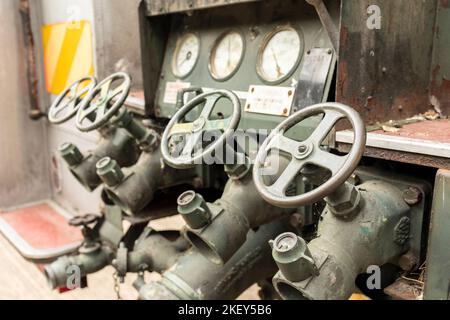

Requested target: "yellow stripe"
[{"left": 42, "top": 20, "right": 94, "bottom": 95}]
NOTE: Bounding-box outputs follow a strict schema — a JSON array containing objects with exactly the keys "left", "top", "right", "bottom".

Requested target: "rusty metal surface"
[
  {"left": 144, "top": 0, "right": 260, "bottom": 16},
  {"left": 337, "top": 0, "right": 438, "bottom": 125},
  {"left": 19, "top": 0, "right": 42, "bottom": 120},
  {"left": 337, "top": 143, "right": 450, "bottom": 169},
  {"left": 384, "top": 279, "right": 421, "bottom": 300},
  {"left": 371, "top": 119, "right": 450, "bottom": 143},
  {"left": 430, "top": 0, "right": 450, "bottom": 114}
]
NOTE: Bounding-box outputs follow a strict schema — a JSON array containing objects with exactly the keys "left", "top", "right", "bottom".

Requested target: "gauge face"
[
  {"left": 257, "top": 27, "right": 302, "bottom": 83},
  {"left": 209, "top": 31, "right": 244, "bottom": 80},
  {"left": 172, "top": 33, "right": 200, "bottom": 78}
]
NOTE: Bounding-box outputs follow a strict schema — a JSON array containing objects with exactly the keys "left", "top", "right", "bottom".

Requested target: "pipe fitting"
[
  {"left": 177, "top": 191, "right": 211, "bottom": 229},
  {"left": 139, "top": 219, "right": 289, "bottom": 300},
  {"left": 44, "top": 245, "right": 112, "bottom": 289},
  {"left": 181, "top": 173, "right": 292, "bottom": 265},
  {"left": 104, "top": 150, "right": 162, "bottom": 215},
  {"left": 60, "top": 127, "right": 140, "bottom": 191},
  {"left": 270, "top": 232, "right": 318, "bottom": 282},
  {"left": 325, "top": 182, "right": 361, "bottom": 217},
  {"left": 96, "top": 157, "right": 124, "bottom": 187},
  {"left": 272, "top": 180, "right": 411, "bottom": 300},
  {"left": 59, "top": 142, "right": 83, "bottom": 167}
]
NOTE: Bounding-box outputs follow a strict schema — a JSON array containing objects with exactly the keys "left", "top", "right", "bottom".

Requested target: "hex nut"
[
  {"left": 59, "top": 142, "right": 83, "bottom": 167},
  {"left": 96, "top": 157, "right": 124, "bottom": 187}
]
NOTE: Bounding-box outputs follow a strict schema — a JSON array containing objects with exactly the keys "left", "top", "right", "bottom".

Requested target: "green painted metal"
[
  {"left": 138, "top": 218, "right": 290, "bottom": 300},
  {"left": 152, "top": 0, "right": 337, "bottom": 137},
  {"left": 273, "top": 179, "right": 413, "bottom": 300},
  {"left": 424, "top": 169, "right": 450, "bottom": 300},
  {"left": 59, "top": 127, "right": 140, "bottom": 191}
]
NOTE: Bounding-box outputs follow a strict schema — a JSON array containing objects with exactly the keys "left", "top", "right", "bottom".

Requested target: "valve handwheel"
[
  {"left": 76, "top": 72, "right": 131, "bottom": 132},
  {"left": 68, "top": 213, "right": 101, "bottom": 227},
  {"left": 48, "top": 76, "right": 97, "bottom": 124},
  {"left": 161, "top": 90, "right": 241, "bottom": 169},
  {"left": 253, "top": 102, "right": 366, "bottom": 208}
]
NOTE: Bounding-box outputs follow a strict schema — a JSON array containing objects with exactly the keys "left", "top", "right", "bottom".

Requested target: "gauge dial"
[
  {"left": 209, "top": 31, "right": 244, "bottom": 80},
  {"left": 172, "top": 33, "right": 200, "bottom": 78},
  {"left": 257, "top": 27, "right": 302, "bottom": 83}
]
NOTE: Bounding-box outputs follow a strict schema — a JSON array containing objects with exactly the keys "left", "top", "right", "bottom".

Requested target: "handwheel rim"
[
  {"left": 48, "top": 76, "right": 97, "bottom": 124},
  {"left": 161, "top": 89, "right": 241, "bottom": 169},
  {"left": 253, "top": 102, "right": 366, "bottom": 208},
  {"left": 75, "top": 72, "right": 131, "bottom": 132}
]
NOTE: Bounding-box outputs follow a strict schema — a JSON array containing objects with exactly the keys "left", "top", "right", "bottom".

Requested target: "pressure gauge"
[
  {"left": 172, "top": 33, "right": 200, "bottom": 78},
  {"left": 257, "top": 26, "right": 302, "bottom": 83},
  {"left": 209, "top": 30, "right": 244, "bottom": 81}
]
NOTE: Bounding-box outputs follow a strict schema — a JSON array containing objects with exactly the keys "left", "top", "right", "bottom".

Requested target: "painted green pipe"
[
  {"left": 179, "top": 156, "right": 293, "bottom": 265},
  {"left": 138, "top": 219, "right": 290, "bottom": 300},
  {"left": 44, "top": 245, "right": 114, "bottom": 289},
  {"left": 59, "top": 127, "right": 140, "bottom": 191},
  {"left": 272, "top": 180, "right": 411, "bottom": 300}
]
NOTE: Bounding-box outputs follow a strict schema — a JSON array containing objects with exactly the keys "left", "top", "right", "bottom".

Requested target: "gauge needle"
[
  {"left": 271, "top": 48, "right": 283, "bottom": 78},
  {"left": 178, "top": 51, "right": 192, "bottom": 68}
]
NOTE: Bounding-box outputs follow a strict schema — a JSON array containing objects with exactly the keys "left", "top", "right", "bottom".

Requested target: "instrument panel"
[{"left": 153, "top": 0, "right": 337, "bottom": 131}]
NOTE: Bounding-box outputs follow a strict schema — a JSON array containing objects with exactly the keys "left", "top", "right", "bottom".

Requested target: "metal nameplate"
[
  {"left": 293, "top": 48, "right": 333, "bottom": 112},
  {"left": 244, "top": 85, "right": 295, "bottom": 117}
]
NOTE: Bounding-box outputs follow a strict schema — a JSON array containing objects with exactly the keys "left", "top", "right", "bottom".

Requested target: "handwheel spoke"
[
  {"left": 308, "top": 149, "right": 348, "bottom": 176},
  {"left": 267, "top": 158, "right": 305, "bottom": 197},
  {"left": 308, "top": 110, "right": 343, "bottom": 146},
  {"left": 99, "top": 78, "right": 113, "bottom": 100},
  {"left": 204, "top": 118, "right": 230, "bottom": 132},
  {"left": 169, "top": 122, "right": 194, "bottom": 136},
  {"left": 95, "top": 103, "right": 108, "bottom": 122},
  {"left": 107, "top": 83, "right": 127, "bottom": 102},
  {"left": 200, "top": 94, "right": 221, "bottom": 119},
  {"left": 266, "top": 133, "right": 299, "bottom": 156},
  {"left": 181, "top": 131, "right": 203, "bottom": 158}
]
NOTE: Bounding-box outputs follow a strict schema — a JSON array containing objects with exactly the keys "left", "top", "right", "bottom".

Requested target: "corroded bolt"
[
  {"left": 402, "top": 187, "right": 422, "bottom": 206},
  {"left": 58, "top": 142, "right": 83, "bottom": 167},
  {"left": 96, "top": 157, "right": 124, "bottom": 187}
]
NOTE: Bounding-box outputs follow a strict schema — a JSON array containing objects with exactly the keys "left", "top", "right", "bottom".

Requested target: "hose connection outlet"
[
  {"left": 177, "top": 191, "right": 212, "bottom": 229},
  {"left": 59, "top": 142, "right": 83, "bottom": 167},
  {"left": 270, "top": 232, "right": 318, "bottom": 282},
  {"left": 96, "top": 157, "right": 124, "bottom": 187}
]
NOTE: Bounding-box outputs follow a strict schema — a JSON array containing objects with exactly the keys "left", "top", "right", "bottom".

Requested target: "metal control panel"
[{"left": 142, "top": 0, "right": 337, "bottom": 133}]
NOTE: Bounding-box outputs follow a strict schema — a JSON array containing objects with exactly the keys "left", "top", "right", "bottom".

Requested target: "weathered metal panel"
[
  {"left": 337, "top": 0, "right": 438, "bottom": 125},
  {"left": 430, "top": 0, "right": 450, "bottom": 114},
  {"left": 0, "top": 0, "right": 51, "bottom": 208},
  {"left": 424, "top": 169, "right": 450, "bottom": 300},
  {"left": 144, "top": 0, "right": 260, "bottom": 16}
]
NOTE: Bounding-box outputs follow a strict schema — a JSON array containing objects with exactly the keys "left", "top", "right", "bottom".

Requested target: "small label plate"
[
  {"left": 163, "top": 81, "right": 191, "bottom": 104},
  {"left": 244, "top": 85, "right": 295, "bottom": 117}
]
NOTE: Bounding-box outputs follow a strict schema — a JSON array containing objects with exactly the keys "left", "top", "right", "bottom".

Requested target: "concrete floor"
[{"left": 0, "top": 215, "right": 259, "bottom": 300}]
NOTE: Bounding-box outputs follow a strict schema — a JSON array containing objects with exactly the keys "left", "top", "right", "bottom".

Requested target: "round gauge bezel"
[
  {"left": 172, "top": 32, "right": 201, "bottom": 79},
  {"left": 256, "top": 25, "right": 304, "bottom": 85},
  {"left": 208, "top": 29, "right": 246, "bottom": 82}
]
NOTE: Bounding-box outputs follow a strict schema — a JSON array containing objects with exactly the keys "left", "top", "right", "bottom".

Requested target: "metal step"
[{"left": 0, "top": 201, "right": 82, "bottom": 262}]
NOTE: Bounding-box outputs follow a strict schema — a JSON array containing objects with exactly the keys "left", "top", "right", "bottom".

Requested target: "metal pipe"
[
  {"left": 138, "top": 219, "right": 290, "bottom": 300},
  {"left": 180, "top": 155, "right": 294, "bottom": 265},
  {"left": 60, "top": 127, "right": 140, "bottom": 191},
  {"left": 44, "top": 245, "right": 113, "bottom": 289},
  {"left": 272, "top": 181, "right": 411, "bottom": 300},
  {"left": 127, "top": 230, "right": 190, "bottom": 273}
]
